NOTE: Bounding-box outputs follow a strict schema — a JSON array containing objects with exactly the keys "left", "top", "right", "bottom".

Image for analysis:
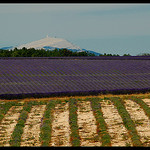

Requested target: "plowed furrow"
[
  {"left": 124, "top": 100, "right": 150, "bottom": 146},
  {"left": 51, "top": 102, "right": 71, "bottom": 146},
  {"left": 20, "top": 105, "right": 46, "bottom": 146},
  {"left": 100, "top": 100, "right": 133, "bottom": 146},
  {"left": 77, "top": 101, "right": 101, "bottom": 146},
  {"left": 0, "top": 106, "right": 23, "bottom": 146}
]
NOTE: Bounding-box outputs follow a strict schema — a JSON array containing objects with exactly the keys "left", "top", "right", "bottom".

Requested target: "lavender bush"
[{"left": 0, "top": 56, "right": 150, "bottom": 99}]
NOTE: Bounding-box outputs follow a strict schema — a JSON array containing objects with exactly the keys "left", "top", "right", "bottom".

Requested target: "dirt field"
[{"left": 0, "top": 94, "right": 150, "bottom": 147}]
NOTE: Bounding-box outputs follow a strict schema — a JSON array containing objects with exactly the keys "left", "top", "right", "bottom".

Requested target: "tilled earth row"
[{"left": 0, "top": 98, "right": 149, "bottom": 147}]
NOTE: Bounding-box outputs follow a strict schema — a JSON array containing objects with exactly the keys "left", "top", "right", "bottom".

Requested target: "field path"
[
  {"left": 100, "top": 100, "right": 132, "bottom": 146},
  {"left": 20, "top": 105, "right": 46, "bottom": 146},
  {"left": 77, "top": 100, "right": 101, "bottom": 146},
  {"left": 124, "top": 100, "right": 150, "bottom": 146},
  {"left": 0, "top": 106, "right": 23, "bottom": 146},
  {"left": 51, "top": 102, "right": 71, "bottom": 146}
]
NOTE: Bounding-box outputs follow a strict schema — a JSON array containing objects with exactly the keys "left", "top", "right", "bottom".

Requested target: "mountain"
[
  {"left": 0, "top": 46, "right": 13, "bottom": 50},
  {"left": 17, "top": 36, "right": 83, "bottom": 52},
  {"left": 82, "top": 49, "right": 101, "bottom": 56},
  {"left": 1, "top": 36, "right": 101, "bottom": 56}
]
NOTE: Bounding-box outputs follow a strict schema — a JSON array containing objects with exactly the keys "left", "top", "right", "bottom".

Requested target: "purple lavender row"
[
  {"left": 0, "top": 57, "right": 150, "bottom": 99},
  {"left": 1, "top": 56, "right": 150, "bottom": 60}
]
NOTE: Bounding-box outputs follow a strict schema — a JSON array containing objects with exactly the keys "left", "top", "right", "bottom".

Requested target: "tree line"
[
  {"left": 0, "top": 47, "right": 149, "bottom": 57},
  {"left": 0, "top": 47, "right": 96, "bottom": 57}
]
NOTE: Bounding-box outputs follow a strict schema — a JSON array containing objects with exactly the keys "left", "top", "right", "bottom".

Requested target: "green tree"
[{"left": 123, "top": 53, "right": 131, "bottom": 56}]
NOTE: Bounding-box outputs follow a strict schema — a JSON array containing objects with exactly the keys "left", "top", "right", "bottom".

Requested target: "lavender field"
[
  {"left": 0, "top": 56, "right": 150, "bottom": 99},
  {"left": 0, "top": 95, "right": 150, "bottom": 146}
]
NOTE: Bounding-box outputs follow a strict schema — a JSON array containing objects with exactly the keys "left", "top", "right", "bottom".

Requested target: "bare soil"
[
  {"left": 0, "top": 97, "right": 149, "bottom": 147},
  {"left": 0, "top": 106, "right": 23, "bottom": 146},
  {"left": 50, "top": 102, "right": 71, "bottom": 146},
  {"left": 142, "top": 98, "right": 150, "bottom": 107},
  {"left": 100, "top": 100, "right": 133, "bottom": 146},
  {"left": 20, "top": 105, "right": 46, "bottom": 146},
  {"left": 77, "top": 101, "right": 101, "bottom": 146},
  {"left": 124, "top": 100, "right": 150, "bottom": 146}
]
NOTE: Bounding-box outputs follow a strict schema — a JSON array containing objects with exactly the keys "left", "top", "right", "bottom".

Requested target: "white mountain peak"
[{"left": 17, "top": 36, "right": 83, "bottom": 51}]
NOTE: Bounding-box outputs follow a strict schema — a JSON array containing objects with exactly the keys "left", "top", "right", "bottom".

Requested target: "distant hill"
[
  {"left": 17, "top": 36, "right": 83, "bottom": 51},
  {"left": 82, "top": 49, "right": 101, "bottom": 56},
  {"left": 0, "top": 36, "right": 101, "bottom": 56},
  {"left": 17, "top": 36, "right": 101, "bottom": 56},
  {"left": 0, "top": 46, "right": 13, "bottom": 50}
]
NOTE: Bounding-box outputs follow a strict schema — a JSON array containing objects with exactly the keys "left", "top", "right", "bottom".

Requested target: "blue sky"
[{"left": 0, "top": 3, "right": 150, "bottom": 55}]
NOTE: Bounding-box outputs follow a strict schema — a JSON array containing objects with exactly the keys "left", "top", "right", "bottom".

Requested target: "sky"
[{"left": 0, "top": 3, "right": 150, "bottom": 56}]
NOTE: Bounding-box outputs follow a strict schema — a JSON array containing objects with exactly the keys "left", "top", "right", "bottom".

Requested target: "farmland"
[
  {"left": 0, "top": 56, "right": 150, "bottom": 147},
  {"left": 0, "top": 94, "right": 150, "bottom": 147},
  {"left": 0, "top": 56, "right": 150, "bottom": 99}
]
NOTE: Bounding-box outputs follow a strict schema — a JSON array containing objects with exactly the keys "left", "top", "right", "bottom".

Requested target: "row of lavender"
[
  {"left": 1, "top": 56, "right": 150, "bottom": 60},
  {"left": 0, "top": 57, "right": 150, "bottom": 99}
]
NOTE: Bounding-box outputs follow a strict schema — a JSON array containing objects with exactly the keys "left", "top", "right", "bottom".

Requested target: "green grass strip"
[
  {"left": 40, "top": 100, "right": 56, "bottom": 146},
  {"left": 9, "top": 101, "right": 33, "bottom": 147},
  {"left": 69, "top": 98, "right": 80, "bottom": 146},
  {"left": 89, "top": 98, "right": 111, "bottom": 146},
  {"left": 0, "top": 101, "right": 17, "bottom": 123},
  {"left": 130, "top": 96, "right": 150, "bottom": 119},
  {"left": 111, "top": 97, "right": 143, "bottom": 146}
]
